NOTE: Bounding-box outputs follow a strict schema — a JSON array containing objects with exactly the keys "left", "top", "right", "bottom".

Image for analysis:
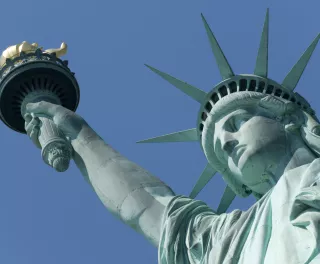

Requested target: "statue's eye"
[{"left": 233, "top": 117, "right": 250, "bottom": 131}]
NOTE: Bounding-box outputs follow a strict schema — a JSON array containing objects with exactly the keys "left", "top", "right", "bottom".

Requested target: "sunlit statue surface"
[
  {"left": 22, "top": 10, "right": 320, "bottom": 264},
  {"left": 0, "top": 41, "right": 67, "bottom": 67}
]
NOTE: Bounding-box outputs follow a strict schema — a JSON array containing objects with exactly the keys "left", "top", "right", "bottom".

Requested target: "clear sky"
[{"left": 0, "top": 0, "right": 319, "bottom": 263}]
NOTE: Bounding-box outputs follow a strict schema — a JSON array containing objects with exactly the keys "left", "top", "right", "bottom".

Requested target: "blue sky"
[{"left": 0, "top": 0, "right": 319, "bottom": 263}]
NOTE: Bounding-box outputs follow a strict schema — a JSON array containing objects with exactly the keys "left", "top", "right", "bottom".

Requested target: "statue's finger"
[
  {"left": 25, "top": 118, "right": 40, "bottom": 136},
  {"left": 25, "top": 116, "right": 40, "bottom": 129},
  {"left": 30, "top": 116, "right": 40, "bottom": 126},
  {"left": 25, "top": 123, "right": 33, "bottom": 137},
  {"left": 29, "top": 126, "right": 41, "bottom": 149},
  {"left": 24, "top": 113, "right": 32, "bottom": 123},
  {"left": 25, "top": 122, "right": 32, "bottom": 136},
  {"left": 26, "top": 101, "right": 63, "bottom": 118}
]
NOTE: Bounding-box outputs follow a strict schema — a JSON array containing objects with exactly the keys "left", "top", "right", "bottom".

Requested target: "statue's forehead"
[
  {"left": 214, "top": 107, "right": 255, "bottom": 126},
  {"left": 213, "top": 109, "right": 248, "bottom": 145}
]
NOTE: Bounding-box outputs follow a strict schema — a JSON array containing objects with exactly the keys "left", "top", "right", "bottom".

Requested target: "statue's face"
[{"left": 214, "top": 107, "right": 287, "bottom": 194}]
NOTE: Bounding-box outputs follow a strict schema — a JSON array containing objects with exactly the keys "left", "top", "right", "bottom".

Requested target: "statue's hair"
[{"left": 201, "top": 91, "right": 320, "bottom": 198}]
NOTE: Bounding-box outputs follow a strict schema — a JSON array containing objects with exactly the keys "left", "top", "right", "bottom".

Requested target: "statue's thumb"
[{"left": 25, "top": 102, "right": 54, "bottom": 118}]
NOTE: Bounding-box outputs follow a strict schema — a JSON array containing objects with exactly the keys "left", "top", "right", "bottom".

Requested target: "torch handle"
[{"left": 38, "top": 116, "right": 72, "bottom": 172}]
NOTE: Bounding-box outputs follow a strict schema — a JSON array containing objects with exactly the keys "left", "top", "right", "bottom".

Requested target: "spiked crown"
[{"left": 138, "top": 9, "right": 320, "bottom": 213}]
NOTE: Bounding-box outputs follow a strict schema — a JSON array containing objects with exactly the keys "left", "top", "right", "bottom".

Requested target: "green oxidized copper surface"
[{"left": 18, "top": 9, "right": 320, "bottom": 264}]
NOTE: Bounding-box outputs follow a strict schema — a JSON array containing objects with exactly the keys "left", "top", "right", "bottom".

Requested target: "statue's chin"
[
  {"left": 236, "top": 152, "right": 270, "bottom": 191},
  {"left": 236, "top": 151, "right": 247, "bottom": 171},
  {"left": 236, "top": 149, "right": 252, "bottom": 174},
  {"left": 240, "top": 157, "right": 277, "bottom": 195},
  {"left": 249, "top": 179, "right": 274, "bottom": 195}
]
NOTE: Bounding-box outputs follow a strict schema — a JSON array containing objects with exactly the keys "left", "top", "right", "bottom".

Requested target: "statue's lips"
[{"left": 232, "top": 145, "right": 246, "bottom": 165}]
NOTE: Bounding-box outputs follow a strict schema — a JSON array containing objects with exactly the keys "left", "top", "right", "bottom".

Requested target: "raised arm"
[{"left": 24, "top": 101, "right": 176, "bottom": 246}]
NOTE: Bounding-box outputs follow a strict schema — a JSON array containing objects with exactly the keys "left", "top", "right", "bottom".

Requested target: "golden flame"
[{"left": 0, "top": 41, "right": 68, "bottom": 68}]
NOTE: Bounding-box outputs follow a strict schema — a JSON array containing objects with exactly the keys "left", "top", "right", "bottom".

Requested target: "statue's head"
[
  {"left": 202, "top": 90, "right": 320, "bottom": 199},
  {"left": 140, "top": 9, "right": 320, "bottom": 211}
]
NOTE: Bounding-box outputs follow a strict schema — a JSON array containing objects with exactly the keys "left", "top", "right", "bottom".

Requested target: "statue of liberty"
[{"left": 22, "top": 9, "right": 320, "bottom": 263}]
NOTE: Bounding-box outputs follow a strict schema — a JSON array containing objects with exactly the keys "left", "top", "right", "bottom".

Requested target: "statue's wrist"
[{"left": 72, "top": 125, "right": 102, "bottom": 150}]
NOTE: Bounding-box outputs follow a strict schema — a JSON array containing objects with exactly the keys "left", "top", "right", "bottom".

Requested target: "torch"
[{"left": 0, "top": 41, "right": 80, "bottom": 172}]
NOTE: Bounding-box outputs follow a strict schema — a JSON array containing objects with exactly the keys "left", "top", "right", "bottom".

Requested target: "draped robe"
[{"left": 159, "top": 158, "right": 320, "bottom": 263}]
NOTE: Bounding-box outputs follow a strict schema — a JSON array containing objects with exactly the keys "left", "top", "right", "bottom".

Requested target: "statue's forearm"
[{"left": 71, "top": 125, "right": 175, "bottom": 245}]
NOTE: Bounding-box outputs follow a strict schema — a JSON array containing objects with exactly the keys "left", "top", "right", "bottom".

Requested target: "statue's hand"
[{"left": 24, "top": 101, "right": 88, "bottom": 148}]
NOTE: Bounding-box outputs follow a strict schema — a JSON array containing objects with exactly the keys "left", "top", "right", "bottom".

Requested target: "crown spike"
[
  {"left": 201, "top": 14, "right": 234, "bottom": 80},
  {"left": 254, "top": 8, "right": 269, "bottom": 77},
  {"left": 137, "top": 128, "right": 198, "bottom": 144},
  {"left": 217, "top": 185, "right": 236, "bottom": 214},
  {"left": 189, "top": 163, "right": 217, "bottom": 199},
  {"left": 282, "top": 33, "right": 320, "bottom": 91},
  {"left": 145, "top": 64, "right": 206, "bottom": 103}
]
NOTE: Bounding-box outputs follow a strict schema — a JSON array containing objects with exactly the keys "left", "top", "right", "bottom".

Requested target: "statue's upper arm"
[{"left": 119, "top": 184, "right": 175, "bottom": 247}]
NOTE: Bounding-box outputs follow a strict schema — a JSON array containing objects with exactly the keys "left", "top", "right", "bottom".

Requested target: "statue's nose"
[{"left": 221, "top": 132, "right": 239, "bottom": 156}]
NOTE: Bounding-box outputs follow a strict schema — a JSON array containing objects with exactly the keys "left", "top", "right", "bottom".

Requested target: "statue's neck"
[
  {"left": 273, "top": 134, "right": 317, "bottom": 181},
  {"left": 252, "top": 134, "right": 317, "bottom": 196}
]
